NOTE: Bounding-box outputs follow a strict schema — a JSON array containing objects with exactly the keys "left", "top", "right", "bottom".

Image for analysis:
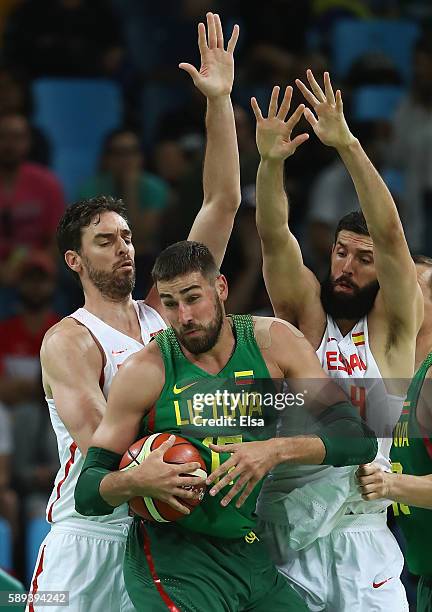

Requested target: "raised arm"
[
  {"left": 253, "top": 86, "right": 321, "bottom": 326},
  {"left": 297, "top": 70, "right": 423, "bottom": 337},
  {"left": 75, "top": 343, "right": 203, "bottom": 516},
  {"left": 181, "top": 12, "right": 241, "bottom": 268}
]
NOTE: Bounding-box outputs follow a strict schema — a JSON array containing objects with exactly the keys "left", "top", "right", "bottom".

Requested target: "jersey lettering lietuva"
[
  {"left": 46, "top": 301, "right": 165, "bottom": 525},
  {"left": 391, "top": 352, "right": 432, "bottom": 576},
  {"left": 142, "top": 314, "right": 274, "bottom": 538}
]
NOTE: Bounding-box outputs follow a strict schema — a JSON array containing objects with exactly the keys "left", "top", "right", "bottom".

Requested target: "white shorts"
[
  {"left": 258, "top": 513, "right": 409, "bottom": 612},
  {"left": 26, "top": 520, "right": 135, "bottom": 612}
]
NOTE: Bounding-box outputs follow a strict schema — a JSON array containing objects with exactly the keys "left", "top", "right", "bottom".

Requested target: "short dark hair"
[
  {"left": 152, "top": 241, "right": 219, "bottom": 284},
  {"left": 412, "top": 254, "right": 432, "bottom": 266},
  {"left": 56, "top": 195, "right": 128, "bottom": 281},
  {"left": 334, "top": 210, "right": 369, "bottom": 244}
]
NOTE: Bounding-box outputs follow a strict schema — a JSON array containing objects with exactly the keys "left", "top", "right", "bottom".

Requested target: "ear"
[
  {"left": 64, "top": 250, "right": 82, "bottom": 274},
  {"left": 215, "top": 274, "right": 228, "bottom": 302}
]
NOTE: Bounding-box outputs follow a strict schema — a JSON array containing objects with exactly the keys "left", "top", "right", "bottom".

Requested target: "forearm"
[
  {"left": 387, "top": 473, "right": 432, "bottom": 509},
  {"left": 256, "top": 159, "right": 290, "bottom": 244},
  {"left": 337, "top": 139, "right": 404, "bottom": 245},
  {"left": 75, "top": 446, "right": 126, "bottom": 516},
  {"left": 203, "top": 95, "right": 240, "bottom": 210}
]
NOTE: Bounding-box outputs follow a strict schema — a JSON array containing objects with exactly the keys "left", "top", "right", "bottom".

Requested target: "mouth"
[
  {"left": 116, "top": 261, "right": 134, "bottom": 270},
  {"left": 335, "top": 281, "right": 354, "bottom": 292}
]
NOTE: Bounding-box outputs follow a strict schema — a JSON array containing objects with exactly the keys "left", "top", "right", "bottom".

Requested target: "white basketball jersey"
[
  {"left": 45, "top": 300, "right": 166, "bottom": 525},
  {"left": 258, "top": 315, "right": 404, "bottom": 526}
]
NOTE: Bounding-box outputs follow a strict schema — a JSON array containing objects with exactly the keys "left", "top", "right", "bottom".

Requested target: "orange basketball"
[{"left": 119, "top": 433, "right": 207, "bottom": 522}]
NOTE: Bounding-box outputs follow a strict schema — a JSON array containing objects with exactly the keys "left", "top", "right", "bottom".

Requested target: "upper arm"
[
  {"left": 41, "top": 326, "right": 106, "bottom": 456},
  {"left": 261, "top": 227, "right": 322, "bottom": 325},
  {"left": 373, "top": 237, "right": 423, "bottom": 337},
  {"left": 187, "top": 200, "right": 237, "bottom": 269},
  {"left": 92, "top": 344, "right": 165, "bottom": 454}
]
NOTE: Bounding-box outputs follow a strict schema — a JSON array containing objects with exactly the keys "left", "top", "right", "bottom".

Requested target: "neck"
[
  {"left": 415, "top": 316, "right": 432, "bottom": 369},
  {"left": 334, "top": 317, "right": 360, "bottom": 337},
  {"left": 181, "top": 317, "right": 235, "bottom": 374},
  {"left": 83, "top": 289, "right": 140, "bottom": 334}
]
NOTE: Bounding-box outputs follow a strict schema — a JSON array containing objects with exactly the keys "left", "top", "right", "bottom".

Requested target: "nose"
[
  {"left": 341, "top": 255, "right": 354, "bottom": 275},
  {"left": 117, "top": 236, "right": 129, "bottom": 256},
  {"left": 178, "top": 302, "right": 193, "bottom": 326}
]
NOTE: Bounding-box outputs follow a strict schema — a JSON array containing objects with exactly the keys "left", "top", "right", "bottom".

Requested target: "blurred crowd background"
[{"left": 0, "top": 0, "right": 431, "bottom": 604}]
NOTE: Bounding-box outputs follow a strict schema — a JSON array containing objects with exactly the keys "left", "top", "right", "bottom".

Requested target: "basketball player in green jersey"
[
  {"left": 75, "top": 241, "right": 377, "bottom": 612},
  {"left": 358, "top": 257, "right": 432, "bottom": 612}
]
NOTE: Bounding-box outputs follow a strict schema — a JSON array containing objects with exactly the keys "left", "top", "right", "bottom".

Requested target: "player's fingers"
[
  {"left": 235, "top": 479, "right": 257, "bottom": 508},
  {"left": 209, "top": 466, "right": 242, "bottom": 496},
  {"left": 356, "top": 464, "right": 375, "bottom": 477},
  {"left": 358, "top": 483, "right": 379, "bottom": 495},
  {"left": 268, "top": 85, "right": 280, "bottom": 118},
  {"left": 361, "top": 492, "right": 379, "bottom": 501},
  {"left": 178, "top": 63, "right": 200, "bottom": 82},
  {"left": 227, "top": 23, "right": 240, "bottom": 54},
  {"left": 285, "top": 103, "right": 305, "bottom": 132},
  {"left": 154, "top": 435, "right": 176, "bottom": 457},
  {"left": 174, "top": 485, "right": 202, "bottom": 500},
  {"left": 214, "top": 13, "right": 224, "bottom": 48},
  {"left": 208, "top": 443, "right": 238, "bottom": 454},
  {"left": 290, "top": 133, "right": 309, "bottom": 151},
  {"left": 336, "top": 89, "right": 343, "bottom": 112},
  {"left": 197, "top": 22, "right": 207, "bottom": 55},
  {"left": 303, "top": 107, "right": 318, "bottom": 128},
  {"left": 176, "top": 474, "right": 206, "bottom": 488},
  {"left": 251, "top": 97, "right": 263, "bottom": 121},
  {"left": 324, "top": 71, "right": 336, "bottom": 105},
  {"left": 306, "top": 69, "right": 326, "bottom": 102},
  {"left": 174, "top": 461, "right": 202, "bottom": 475},
  {"left": 206, "top": 455, "right": 236, "bottom": 485},
  {"left": 220, "top": 474, "right": 249, "bottom": 507},
  {"left": 166, "top": 496, "right": 191, "bottom": 515},
  {"left": 206, "top": 12, "right": 217, "bottom": 49},
  {"left": 295, "top": 78, "right": 320, "bottom": 108},
  {"left": 276, "top": 85, "right": 292, "bottom": 121}
]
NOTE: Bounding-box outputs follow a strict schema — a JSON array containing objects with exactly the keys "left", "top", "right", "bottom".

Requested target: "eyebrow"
[
  {"left": 159, "top": 284, "right": 202, "bottom": 298},
  {"left": 94, "top": 230, "right": 132, "bottom": 240},
  {"left": 336, "top": 241, "right": 373, "bottom": 255}
]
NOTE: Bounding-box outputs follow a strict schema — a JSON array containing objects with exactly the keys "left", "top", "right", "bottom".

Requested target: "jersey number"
[
  {"left": 391, "top": 462, "right": 410, "bottom": 516},
  {"left": 350, "top": 384, "right": 366, "bottom": 419},
  {"left": 202, "top": 436, "right": 243, "bottom": 484}
]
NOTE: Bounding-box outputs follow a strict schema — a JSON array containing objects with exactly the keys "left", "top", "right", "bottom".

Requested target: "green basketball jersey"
[
  {"left": 390, "top": 353, "right": 432, "bottom": 576},
  {"left": 142, "top": 314, "right": 275, "bottom": 539}
]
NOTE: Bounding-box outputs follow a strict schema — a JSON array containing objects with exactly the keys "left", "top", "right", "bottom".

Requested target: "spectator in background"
[
  {"left": 0, "top": 252, "right": 59, "bottom": 518},
  {"left": 0, "top": 112, "right": 65, "bottom": 311},
  {"left": 78, "top": 128, "right": 169, "bottom": 296},
  {"left": 3, "top": 0, "right": 124, "bottom": 78},
  {"left": 390, "top": 34, "right": 432, "bottom": 254},
  {"left": 0, "top": 401, "right": 18, "bottom": 547}
]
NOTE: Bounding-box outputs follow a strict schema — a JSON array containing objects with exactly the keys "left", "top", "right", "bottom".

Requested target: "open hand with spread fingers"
[
  {"left": 179, "top": 12, "right": 239, "bottom": 99},
  {"left": 357, "top": 463, "right": 392, "bottom": 501},
  {"left": 206, "top": 439, "right": 279, "bottom": 508},
  {"left": 251, "top": 85, "right": 309, "bottom": 161},
  {"left": 296, "top": 69, "right": 356, "bottom": 150}
]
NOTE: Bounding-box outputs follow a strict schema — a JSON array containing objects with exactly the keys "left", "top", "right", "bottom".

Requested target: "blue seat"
[
  {"left": 0, "top": 518, "right": 12, "bottom": 571},
  {"left": 352, "top": 85, "right": 405, "bottom": 121},
  {"left": 26, "top": 518, "right": 50, "bottom": 585},
  {"left": 140, "top": 83, "right": 189, "bottom": 150},
  {"left": 332, "top": 19, "right": 419, "bottom": 83},
  {"left": 32, "top": 79, "right": 123, "bottom": 201}
]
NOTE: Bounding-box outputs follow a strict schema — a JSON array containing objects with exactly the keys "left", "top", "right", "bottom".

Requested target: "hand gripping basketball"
[{"left": 120, "top": 433, "right": 207, "bottom": 522}]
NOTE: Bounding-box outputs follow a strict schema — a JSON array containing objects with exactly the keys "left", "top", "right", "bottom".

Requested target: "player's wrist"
[{"left": 335, "top": 135, "right": 359, "bottom": 154}]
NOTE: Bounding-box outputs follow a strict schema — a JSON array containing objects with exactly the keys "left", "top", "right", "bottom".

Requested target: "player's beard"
[
  {"left": 320, "top": 272, "right": 379, "bottom": 320},
  {"left": 83, "top": 255, "right": 136, "bottom": 300},
  {"left": 176, "top": 294, "right": 224, "bottom": 355}
]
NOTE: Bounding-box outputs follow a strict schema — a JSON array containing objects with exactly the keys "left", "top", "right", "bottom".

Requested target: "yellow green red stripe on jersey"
[
  {"left": 234, "top": 370, "right": 254, "bottom": 385},
  {"left": 402, "top": 400, "right": 411, "bottom": 415},
  {"left": 352, "top": 331, "right": 365, "bottom": 346}
]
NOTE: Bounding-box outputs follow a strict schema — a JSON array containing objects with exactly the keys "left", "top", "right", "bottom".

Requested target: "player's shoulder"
[
  {"left": 252, "top": 316, "right": 304, "bottom": 349},
  {"left": 41, "top": 316, "right": 97, "bottom": 358}
]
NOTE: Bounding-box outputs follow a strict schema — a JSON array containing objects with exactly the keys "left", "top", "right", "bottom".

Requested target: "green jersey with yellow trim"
[
  {"left": 141, "top": 314, "right": 275, "bottom": 538},
  {"left": 390, "top": 353, "right": 432, "bottom": 576}
]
